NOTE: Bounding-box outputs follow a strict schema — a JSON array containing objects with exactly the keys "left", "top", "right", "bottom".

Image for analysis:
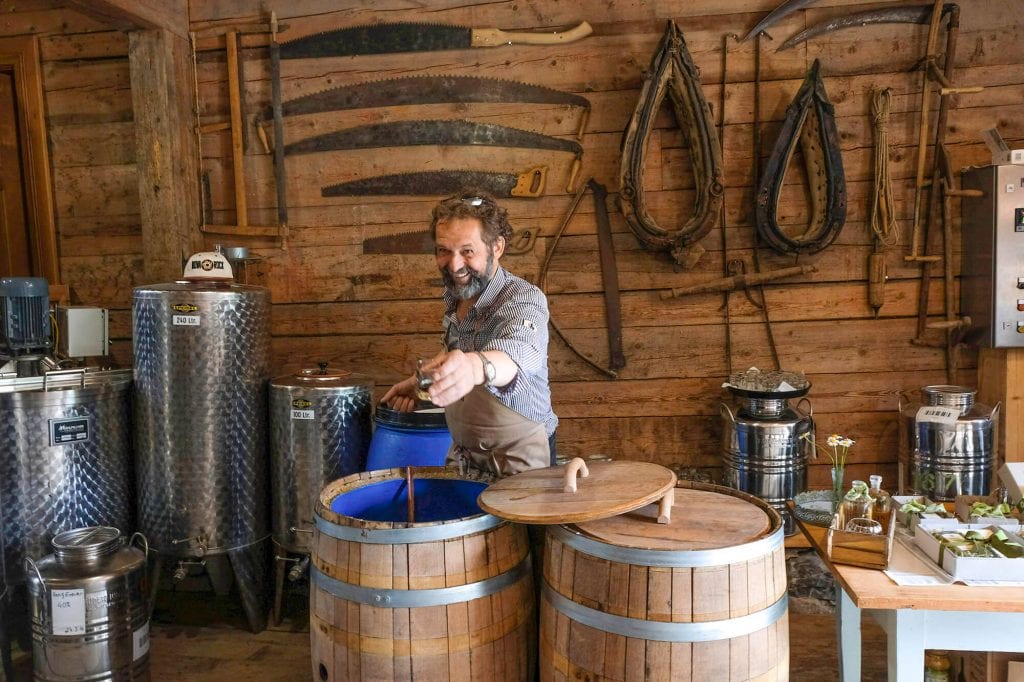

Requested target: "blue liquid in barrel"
[{"left": 330, "top": 479, "right": 487, "bottom": 522}]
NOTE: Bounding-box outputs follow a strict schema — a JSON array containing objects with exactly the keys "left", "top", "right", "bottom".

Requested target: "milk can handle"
[
  {"left": 795, "top": 397, "right": 813, "bottom": 418},
  {"left": 25, "top": 556, "right": 45, "bottom": 588},
  {"left": 42, "top": 368, "right": 86, "bottom": 391},
  {"left": 129, "top": 532, "right": 149, "bottom": 560},
  {"left": 720, "top": 403, "right": 736, "bottom": 423}
]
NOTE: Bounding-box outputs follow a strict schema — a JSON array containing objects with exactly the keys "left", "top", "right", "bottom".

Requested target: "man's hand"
[
  {"left": 422, "top": 350, "right": 482, "bottom": 407},
  {"left": 380, "top": 375, "right": 418, "bottom": 412}
]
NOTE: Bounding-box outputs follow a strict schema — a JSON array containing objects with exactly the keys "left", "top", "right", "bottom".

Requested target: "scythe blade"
[{"left": 777, "top": 3, "right": 956, "bottom": 51}]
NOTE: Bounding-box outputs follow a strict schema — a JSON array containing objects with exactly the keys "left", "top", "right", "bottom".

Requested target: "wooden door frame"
[{"left": 0, "top": 35, "right": 58, "bottom": 284}]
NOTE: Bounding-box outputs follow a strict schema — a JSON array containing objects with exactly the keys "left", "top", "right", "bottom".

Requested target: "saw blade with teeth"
[
  {"left": 323, "top": 167, "right": 547, "bottom": 199},
  {"left": 256, "top": 75, "right": 590, "bottom": 124}
]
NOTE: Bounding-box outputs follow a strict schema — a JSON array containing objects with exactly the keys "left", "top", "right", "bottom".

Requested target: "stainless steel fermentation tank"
[
  {"left": 0, "top": 368, "right": 134, "bottom": 655},
  {"left": 900, "top": 385, "right": 998, "bottom": 501},
  {"left": 722, "top": 385, "right": 813, "bottom": 535},
  {"left": 26, "top": 526, "right": 150, "bottom": 681},
  {"left": 268, "top": 365, "right": 372, "bottom": 623},
  {"left": 133, "top": 281, "right": 271, "bottom": 632}
]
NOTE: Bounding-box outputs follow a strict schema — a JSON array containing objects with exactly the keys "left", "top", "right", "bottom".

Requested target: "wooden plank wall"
[{"left": 10, "top": 0, "right": 1024, "bottom": 489}]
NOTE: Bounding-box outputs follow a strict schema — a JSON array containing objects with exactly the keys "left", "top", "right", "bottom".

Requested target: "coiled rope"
[{"left": 869, "top": 88, "right": 899, "bottom": 247}]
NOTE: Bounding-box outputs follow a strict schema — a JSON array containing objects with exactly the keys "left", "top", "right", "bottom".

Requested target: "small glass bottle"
[
  {"left": 838, "top": 480, "right": 874, "bottom": 529},
  {"left": 869, "top": 474, "right": 892, "bottom": 534},
  {"left": 924, "top": 650, "right": 951, "bottom": 681}
]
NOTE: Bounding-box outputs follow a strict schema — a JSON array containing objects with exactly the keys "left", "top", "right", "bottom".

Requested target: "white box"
[
  {"left": 893, "top": 495, "right": 955, "bottom": 531},
  {"left": 56, "top": 306, "right": 108, "bottom": 357},
  {"left": 915, "top": 522, "right": 1024, "bottom": 581},
  {"left": 1000, "top": 463, "right": 1024, "bottom": 504}
]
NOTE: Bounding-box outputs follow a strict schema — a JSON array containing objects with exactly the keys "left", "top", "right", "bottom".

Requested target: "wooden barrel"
[
  {"left": 540, "top": 481, "right": 788, "bottom": 681},
  {"left": 311, "top": 467, "right": 535, "bottom": 681}
]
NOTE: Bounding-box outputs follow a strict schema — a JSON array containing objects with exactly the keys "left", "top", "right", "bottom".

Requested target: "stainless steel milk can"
[{"left": 26, "top": 526, "right": 150, "bottom": 681}]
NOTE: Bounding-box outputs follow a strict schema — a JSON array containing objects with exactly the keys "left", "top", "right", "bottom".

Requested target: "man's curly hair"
[{"left": 430, "top": 190, "right": 514, "bottom": 248}]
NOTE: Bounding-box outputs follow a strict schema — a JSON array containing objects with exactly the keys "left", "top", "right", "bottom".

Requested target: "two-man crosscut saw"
[
  {"left": 279, "top": 20, "right": 593, "bottom": 58},
  {"left": 286, "top": 120, "right": 584, "bottom": 192},
  {"left": 325, "top": 167, "right": 547, "bottom": 199},
  {"left": 256, "top": 76, "right": 591, "bottom": 142},
  {"left": 362, "top": 227, "right": 538, "bottom": 256}
]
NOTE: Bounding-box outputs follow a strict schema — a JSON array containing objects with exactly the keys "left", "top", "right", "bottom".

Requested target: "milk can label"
[
  {"left": 133, "top": 622, "right": 150, "bottom": 661},
  {"left": 51, "top": 589, "right": 86, "bottom": 635},
  {"left": 916, "top": 406, "right": 960, "bottom": 424},
  {"left": 49, "top": 417, "right": 90, "bottom": 446}
]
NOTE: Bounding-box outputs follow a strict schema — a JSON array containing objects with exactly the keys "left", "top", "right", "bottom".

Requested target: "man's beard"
[{"left": 442, "top": 252, "right": 494, "bottom": 300}]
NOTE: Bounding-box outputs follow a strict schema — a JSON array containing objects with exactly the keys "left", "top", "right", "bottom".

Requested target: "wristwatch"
[{"left": 476, "top": 351, "right": 496, "bottom": 386}]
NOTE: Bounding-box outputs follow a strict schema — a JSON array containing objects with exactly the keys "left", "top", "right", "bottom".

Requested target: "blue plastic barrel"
[{"left": 365, "top": 405, "right": 452, "bottom": 470}]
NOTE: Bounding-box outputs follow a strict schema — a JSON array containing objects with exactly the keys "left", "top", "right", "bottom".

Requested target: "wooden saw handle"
[
  {"left": 471, "top": 21, "right": 593, "bottom": 47},
  {"left": 563, "top": 457, "right": 590, "bottom": 493}
]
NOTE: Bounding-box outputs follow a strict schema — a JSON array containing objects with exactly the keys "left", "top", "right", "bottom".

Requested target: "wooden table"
[{"left": 793, "top": 515, "right": 1024, "bottom": 681}]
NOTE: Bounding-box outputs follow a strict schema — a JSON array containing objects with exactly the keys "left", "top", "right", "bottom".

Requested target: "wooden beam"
[
  {"left": 67, "top": 0, "right": 189, "bottom": 39},
  {"left": 0, "top": 36, "right": 59, "bottom": 285},
  {"left": 128, "top": 29, "right": 202, "bottom": 283},
  {"left": 978, "top": 348, "right": 1024, "bottom": 463}
]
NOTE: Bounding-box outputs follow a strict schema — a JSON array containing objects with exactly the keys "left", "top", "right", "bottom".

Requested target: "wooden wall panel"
[
  {"left": 182, "top": 0, "right": 1018, "bottom": 486},
  {"left": 10, "top": 0, "right": 1022, "bottom": 490}
]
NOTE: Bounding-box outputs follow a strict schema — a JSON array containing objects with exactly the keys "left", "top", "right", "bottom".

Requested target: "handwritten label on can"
[
  {"left": 133, "top": 622, "right": 150, "bottom": 661},
  {"left": 51, "top": 589, "right": 86, "bottom": 635},
  {"left": 916, "top": 406, "right": 961, "bottom": 425}
]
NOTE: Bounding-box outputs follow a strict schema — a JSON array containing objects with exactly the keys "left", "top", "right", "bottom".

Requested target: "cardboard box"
[
  {"left": 955, "top": 494, "right": 1022, "bottom": 525},
  {"left": 893, "top": 495, "right": 955, "bottom": 531},
  {"left": 914, "top": 522, "right": 1024, "bottom": 581},
  {"left": 1000, "top": 463, "right": 1024, "bottom": 504},
  {"left": 959, "top": 652, "right": 1024, "bottom": 682}
]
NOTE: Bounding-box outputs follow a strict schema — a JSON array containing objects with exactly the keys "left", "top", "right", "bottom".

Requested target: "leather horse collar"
[
  {"left": 755, "top": 59, "right": 846, "bottom": 255},
  {"left": 617, "top": 20, "right": 724, "bottom": 269}
]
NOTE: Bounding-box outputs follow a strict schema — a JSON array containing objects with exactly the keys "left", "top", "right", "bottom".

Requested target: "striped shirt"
[{"left": 442, "top": 266, "right": 558, "bottom": 436}]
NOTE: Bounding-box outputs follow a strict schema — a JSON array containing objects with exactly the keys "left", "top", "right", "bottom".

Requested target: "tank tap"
[
  {"left": 172, "top": 562, "right": 188, "bottom": 581},
  {"left": 288, "top": 555, "right": 310, "bottom": 582}
]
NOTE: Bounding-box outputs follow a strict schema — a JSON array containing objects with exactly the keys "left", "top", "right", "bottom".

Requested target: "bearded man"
[{"left": 381, "top": 191, "right": 558, "bottom": 475}]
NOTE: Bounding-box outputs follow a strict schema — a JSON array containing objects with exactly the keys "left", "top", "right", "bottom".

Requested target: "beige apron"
[{"left": 444, "top": 385, "right": 550, "bottom": 477}]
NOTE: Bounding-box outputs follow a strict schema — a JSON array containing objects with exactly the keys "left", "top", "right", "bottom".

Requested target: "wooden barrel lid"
[
  {"left": 477, "top": 461, "right": 676, "bottom": 525},
  {"left": 573, "top": 486, "right": 772, "bottom": 550}
]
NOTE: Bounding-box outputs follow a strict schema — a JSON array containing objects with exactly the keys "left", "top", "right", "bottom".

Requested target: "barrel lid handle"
[{"left": 563, "top": 457, "right": 590, "bottom": 493}]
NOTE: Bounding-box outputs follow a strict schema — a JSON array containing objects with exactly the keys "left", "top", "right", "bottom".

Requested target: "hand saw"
[
  {"left": 323, "top": 167, "right": 547, "bottom": 198},
  {"left": 256, "top": 75, "right": 591, "bottom": 139},
  {"left": 363, "top": 227, "right": 538, "bottom": 255},
  {"left": 286, "top": 119, "right": 583, "bottom": 191},
  {"left": 280, "top": 21, "right": 593, "bottom": 59}
]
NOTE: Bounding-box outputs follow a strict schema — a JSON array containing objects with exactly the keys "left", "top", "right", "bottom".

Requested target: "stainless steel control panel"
[{"left": 961, "top": 165, "right": 1024, "bottom": 347}]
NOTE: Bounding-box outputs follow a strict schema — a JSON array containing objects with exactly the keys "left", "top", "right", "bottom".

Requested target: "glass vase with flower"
[{"left": 801, "top": 433, "right": 856, "bottom": 513}]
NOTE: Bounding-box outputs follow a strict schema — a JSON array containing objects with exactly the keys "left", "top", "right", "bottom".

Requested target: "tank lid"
[
  {"left": 375, "top": 404, "right": 448, "bottom": 428},
  {"left": 725, "top": 368, "right": 810, "bottom": 400},
  {"left": 132, "top": 280, "right": 268, "bottom": 294},
  {"left": 272, "top": 364, "right": 373, "bottom": 390},
  {"left": 52, "top": 526, "right": 121, "bottom": 563},
  {"left": 921, "top": 384, "right": 976, "bottom": 409}
]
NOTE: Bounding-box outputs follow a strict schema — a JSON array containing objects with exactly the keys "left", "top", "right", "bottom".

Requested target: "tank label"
[
  {"left": 916, "top": 406, "right": 960, "bottom": 425},
  {"left": 49, "top": 417, "right": 91, "bottom": 446},
  {"left": 291, "top": 398, "right": 314, "bottom": 420},
  {"left": 172, "top": 313, "right": 200, "bottom": 326},
  {"left": 51, "top": 588, "right": 86, "bottom": 635},
  {"left": 133, "top": 622, "right": 150, "bottom": 661}
]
